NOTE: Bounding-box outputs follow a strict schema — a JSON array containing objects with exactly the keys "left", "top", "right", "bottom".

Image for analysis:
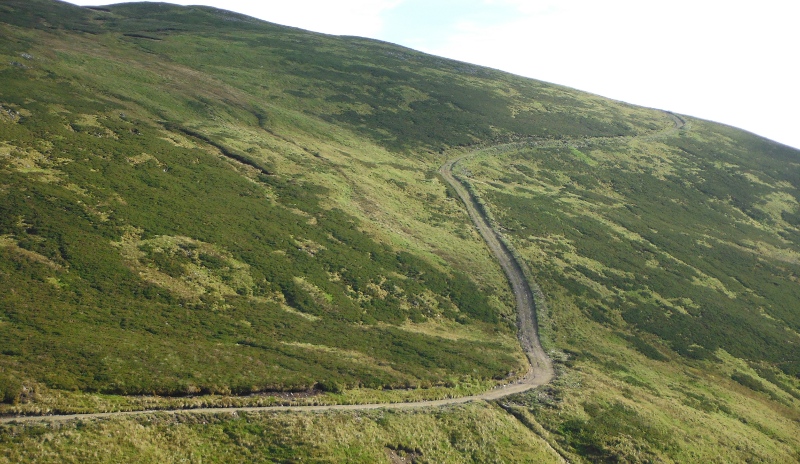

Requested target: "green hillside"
[
  {"left": 456, "top": 119, "right": 800, "bottom": 461},
  {"left": 1, "top": 1, "right": 798, "bottom": 462}
]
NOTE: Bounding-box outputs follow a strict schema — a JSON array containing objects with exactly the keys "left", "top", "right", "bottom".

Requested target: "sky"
[{"left": 64, "top": 0, "right": 800, "bottom": 150}]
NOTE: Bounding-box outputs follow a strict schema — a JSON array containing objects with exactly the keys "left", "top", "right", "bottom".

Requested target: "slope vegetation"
[
  {"left": 456, "top": 117, "right": 800, "bottom": 461},
  {"left": 0, "top": 0, "right": 665, "bottom": 404},
  {"left": 1, "top": 1, "right": 798, "bottom": 462}
]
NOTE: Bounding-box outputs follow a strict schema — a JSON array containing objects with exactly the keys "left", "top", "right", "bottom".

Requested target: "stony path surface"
[{"left": 439, "top": 157, "right": 554, "bottom": 387}]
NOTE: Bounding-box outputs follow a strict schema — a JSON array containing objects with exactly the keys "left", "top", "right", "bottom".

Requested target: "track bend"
[
  {"left": 2, "top": 109, "right": 687, "bottom": 424},
  {"left": 438, "top": 157, "right": 554, "bottom": 387},
  {"left": 0, "top": 151, "right": 553, "bottom": 424}
]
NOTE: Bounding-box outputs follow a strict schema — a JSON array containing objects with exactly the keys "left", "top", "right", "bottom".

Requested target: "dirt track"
[
  {"left": 1, "top": 111, "right": 688, "bottom": 424},
  {"left": 438, "top": 157, "right": 554, "bottom": 387},
  {"left": 0, "top": 149, "right": 553, "bottom": 424},
  {"left": 1, "top": 145, "right": 563, "bottom": 424}
]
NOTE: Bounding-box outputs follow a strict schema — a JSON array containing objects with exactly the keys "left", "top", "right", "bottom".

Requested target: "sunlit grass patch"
[{"left": 113, "top": 230, "right": 254, "bottom": 302}]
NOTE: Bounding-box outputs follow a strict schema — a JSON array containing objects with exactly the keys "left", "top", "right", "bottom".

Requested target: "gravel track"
[{"left": 1, "top": 141, "right": 574, "bottom": 424}]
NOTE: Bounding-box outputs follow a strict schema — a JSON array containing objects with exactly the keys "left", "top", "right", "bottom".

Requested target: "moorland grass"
[{"left": 1, "top": 1, "right": 799, "bottom": 461}]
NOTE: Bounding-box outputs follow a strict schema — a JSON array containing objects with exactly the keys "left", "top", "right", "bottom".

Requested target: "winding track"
[
  {"left": 0, "top": 149, "right": 554, "bottom": 424},
  {"left": 1, "top": 113, "right": 686, "bottom": 424},
  {"left": 438, "top": 157, "right": 554, "bottom": 387}
]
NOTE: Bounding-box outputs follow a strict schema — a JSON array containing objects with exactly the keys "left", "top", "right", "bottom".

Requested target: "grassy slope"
[
  {"left": 0, "top": 0, "right": 537, "bottom": 401},
  {"left": 457, "top": 119, "right": 800, "bottom": 461},
  {"left": 0, "top": 0, "right": 798, "bottom": 462},
  {"left": 0, "top": 0, "right": 666, "bottom": 403},
  {"left": 1, "top": 404, "right": 568, "bottom": 463}
]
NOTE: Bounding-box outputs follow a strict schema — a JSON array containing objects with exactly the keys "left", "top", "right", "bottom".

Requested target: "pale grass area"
[
  {"left": 569, "top": 147, "right": 597, "bottom": 167},
  {"left": 0, "top": 234, "right": 62, "bottom": 270},
  {"left": 247, "top": 294, "right": 321, "bottom": 321},
  {"left": 393, "top": 318, "right": 515, "bottom": 343},
  {"left": 279, "top": 304, "right": 320, "bottom": 321},
  {"left": 713, "top": 235, "right": 800, "bottom": 266},
  {"left": 515, "top": 234, "right": 698, "bottom": 317},
  {"left": 281, "top": 341, "right": 411, "bottom": 380},
  {"left": 537, "top": 292, "right": 800, "bottom": 463},
  {"left": 72, "top": 113, "right": 118, "bottom": 139},
  {"left": 0, "top": 143, "right": 63, "bottom": 183},
  {"left": 292, "top": 277, "right": 334, "bottom": 308},
  {"left": 174, "top": 104, "right": 516, "bottom": 311},
  {"left": 740, "top": 170, "right": 773, "bottom": 186},
  {"left": 757, "top": 190, "right": 799, "bottom": 224},
  {"left": 112, "top": 229, "right": 254, "bottom": 303},
  {"left": 125, "top": 152, "right": 161, "bottom": 166},
  {"left": 0, "top": 403, "right": 564, "bottom": 463},
  {"left": 202, "top": 109, "right": 519, "bottom": 322},
  {"left": 1, "top": 132, "right": 118, "bottom": 226},
  {"left": 158, "top": 129, "right": 198, "bottom": 149},
  {"left": 0, "top": 364, "right": 514, "bottom": 418},
  {"left": 690, "top": 275, "right": 737, "bottom": 299}
]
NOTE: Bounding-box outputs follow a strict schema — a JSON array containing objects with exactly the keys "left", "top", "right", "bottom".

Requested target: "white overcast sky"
[{"left": 64, "top": 0, "right": 800, "bottom": 150}]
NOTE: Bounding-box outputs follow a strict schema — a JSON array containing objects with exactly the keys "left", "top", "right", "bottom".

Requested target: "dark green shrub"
[
  {"left": 731, "top": 372, "right": 767, "bottom": 393},
  {"left": 0, "top": 375, "right": 22, "bottom": 404}
]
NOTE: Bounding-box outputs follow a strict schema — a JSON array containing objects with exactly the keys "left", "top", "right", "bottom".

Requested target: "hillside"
[{"left": 1, "top": 1, "right": 799, "bottom": 462}]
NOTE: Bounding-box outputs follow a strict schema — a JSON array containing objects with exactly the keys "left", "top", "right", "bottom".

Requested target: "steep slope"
[
  {"left": 455, "top": 118, "right": 800, "bottom": 461},
  {"left": 1, "top": 1, "right": 798, "bottom": 462},
  {"left": 0, "top": 0, "right": 665, "bottom": 403}
]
